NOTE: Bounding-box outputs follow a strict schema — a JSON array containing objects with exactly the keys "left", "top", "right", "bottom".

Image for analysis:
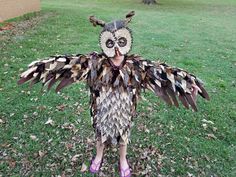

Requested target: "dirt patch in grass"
[{"left": 0, "top": 12, "right": 55, "bottom": 43}]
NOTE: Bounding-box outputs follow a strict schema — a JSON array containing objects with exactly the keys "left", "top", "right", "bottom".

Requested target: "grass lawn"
[{"left": 1, "top": 0, "right": 236, "bottom": 176}]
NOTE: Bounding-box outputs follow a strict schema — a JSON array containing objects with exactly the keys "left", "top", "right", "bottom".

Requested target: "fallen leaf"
[
  {"left": 0, "top": 118, "right": 5, "bottom": 124},
  {"left": 206, "top": 133, "right": 217, "bottom": 139},
  {"left": 185, "top": 137, "right": 190, "bottom": 142},
  {"left": 86, "top": 138, "right": 94, "bottom": 146},
  {"left": 202, "top": 119, "right": 214, "bottom": 125},
  {"left": 61, "top": 123, "right": 75, "bottom": 130},
  {"left": 112, "top": 148, "right": 117, "bottom": 152},
  {"left": 65, "top": 168, "right": 73, "bottom": 173},
  {"left": 45, "top": 118, "right": 54, "bottom": 126},
  {"left": 38, "top": 150, "right": 46, "bottom": 158},
  {"left": 32, "top": 112, "right": 38, "bottom": 116},
  {"left": 8, "top": 159, "right": 16, "bottom": 168},
  {"left": 202, "top": 123, "right": 208, "bottom": 130},
  {"left": 71, "top": 154, "right": 81, "bottom": 162},
  {"left": 187, "top": 172, "right": 194, "bottom": 177},
  {"left": 60, "top": 171, "right": 66, "bottom": 177},
  {"left": 1, "top": 143, "right": 11, "bottom": 148},
  {"left": 80, "top": 163, "right": 87, "bottom": 172},
  {"left": 212, "top": 127, "right": 218, "bottom": 132},
  {"left": 147, "top": 106, "right": 153, "bottom": 112},
  {"left": 204, "top": 155, "right": 210, "bottom": 162},
  {"left": 206, "top": 164, "right": 211, "bottom": 169},
  {"left": 57, "top": 104, "right": 66, "bottom": 111},
  {"left": 30, "top": 135, "right": 37, "bottom": 141},
  {"left": 65, "top": 143, "right": 74, "bottom": 150},
  {"left": 0, "top": 22, "right": 14, "bottom": 31}
]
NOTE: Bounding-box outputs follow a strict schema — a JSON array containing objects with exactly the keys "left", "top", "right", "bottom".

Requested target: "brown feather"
[
  {"left": 89, "top": 16, "right": 105, "bottom": 27},
  {"left": 159, "top": 87, "right": 173, "bottom": 106},
  {"left": 185, "top": 94, "right": 198, "bottom": 112},
  {"left": 195, "top": 80, "right": 210, "bottom": 100},
  {"left": 17, "top": 73, "right": 34, "bottom": 85},
  {"left": 56, "top": 78, "right": 74, "bottom": 92},
  {"left": 166, "top": 87, "right": 179, "bottom": 107},
  {"left": 125, "top": 11, "right": 135, "bottom": 25},
  {"left": 43, "top": 73, "right": 54, "bottom": 84},
  {"left": 178, "top": 94, "right": 189, "bottom": 109},
  {"left": 47, "top": 77, "right": 59, "bottom": 90},
  {"left": 29, "top": 74, "right": 41, "bottom": 88}
]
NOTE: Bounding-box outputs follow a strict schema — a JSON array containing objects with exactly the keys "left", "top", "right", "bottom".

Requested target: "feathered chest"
[
  {"left": 88, "top": 56, "right": 143, "bottom": 118},
  {"left": 87, "top": 56, "right": 145, "bottom": 93}
]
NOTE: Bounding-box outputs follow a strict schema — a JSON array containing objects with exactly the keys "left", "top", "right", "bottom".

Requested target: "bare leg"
[
  {"left": 91, "top": 140, "right": 105, "bottom": 169},
  {"left": 119, "top": 143, "right": 130, "bottom": 176}
]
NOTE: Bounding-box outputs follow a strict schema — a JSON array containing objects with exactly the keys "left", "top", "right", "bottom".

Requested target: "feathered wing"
[
  {"left": 18, "top": 53, "right": 99, "bottom": 92},
  {"left": 137, "top": 57, "right": 210, "bottom": 111}
]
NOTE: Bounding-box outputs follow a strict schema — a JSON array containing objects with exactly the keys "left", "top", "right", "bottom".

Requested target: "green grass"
[{"left": 0, "top": 0, "right": 236, "bottom": 176}]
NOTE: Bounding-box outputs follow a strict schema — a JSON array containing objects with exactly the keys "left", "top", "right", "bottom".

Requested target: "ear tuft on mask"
[
  {"left": 125, "top": 11, "right": 135, "bottom": 25},
  {"left": 89, "top": 16, "right": 106, "bottom": 27}
]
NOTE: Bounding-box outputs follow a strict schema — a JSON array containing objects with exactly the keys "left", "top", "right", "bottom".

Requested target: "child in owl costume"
[{"left": 18, "top": 11, "right": 209, "bottom": 177}]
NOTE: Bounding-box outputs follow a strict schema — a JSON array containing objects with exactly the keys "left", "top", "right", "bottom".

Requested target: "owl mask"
[{"left": 89, "top": 11, "right": 135, "bottom": 58}]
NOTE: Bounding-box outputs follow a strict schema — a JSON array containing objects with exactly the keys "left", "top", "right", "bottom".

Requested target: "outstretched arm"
[
  {"left": 18, "top": 52, "right": 100, "bottom": 92},
  {"left": 137, "top": 57, "right": 210, "bottom": 111}
]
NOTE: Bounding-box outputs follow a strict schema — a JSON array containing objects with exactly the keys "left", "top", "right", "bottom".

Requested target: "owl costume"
[{"left": 18, "top": 11, "right": 209, "bottom": 146}]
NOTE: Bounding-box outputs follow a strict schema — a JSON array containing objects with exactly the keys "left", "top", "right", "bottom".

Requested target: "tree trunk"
[{"left": 142, "top": 0, "right": 157, "bottom": 5}]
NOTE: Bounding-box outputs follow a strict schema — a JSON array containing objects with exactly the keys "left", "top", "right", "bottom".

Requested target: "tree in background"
[{"left": 142, "top": 0, "right": 157, "bottom": 4}]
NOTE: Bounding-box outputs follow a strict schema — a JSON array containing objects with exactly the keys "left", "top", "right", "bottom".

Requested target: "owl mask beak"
[{"left": 115, "top": 47, "right": 122, "bottom": 57}]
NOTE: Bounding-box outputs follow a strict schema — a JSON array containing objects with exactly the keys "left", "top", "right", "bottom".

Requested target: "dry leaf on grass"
[
  {"left": 57, "top": 104, "right": 66, "bottom": 111},
  {"left": 212, "top": 127, "right": 218, "bottom": 132},
  {"left": 30, "top": 135, "right": 37, "bottom": 141},
  {"left": 202, "top": 123, "right": 208, "bottom": 129},
  {"left": 0, "top": 22, "right": 14, "bottom": 31},
  {"left": 206, "top": 133, "right": 217, "bottom": 139},
  {"left": 61, "top": 123, "right": 76, "bottom": 131},
  {"left": 45, "top": 118, "right": 54, "bottom": 126},
  {"left": 38, "top": 150, "right": 46, "bottom": 158},
  {"left": 8, "top": 159, "right": 16, "bottom": 168},
  {"left": 201, "top": 119, "right": 214, "bottom": 125},
  {"left": 71, "top": 154, "right": 81, "bottom": 162},
  {"left": 65, "top": 143, "right": 74, "bottom": 150},
  {"left": 80, "top": 163, "right": 88, "bottom": 172},
  {"left": 0, "top": 118, "right": 5, "bottom": 124}
]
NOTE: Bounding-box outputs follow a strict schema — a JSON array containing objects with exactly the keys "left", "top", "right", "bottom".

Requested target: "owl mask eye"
[
  {"left": 100, "top": 31, "right": 116, "bottom": 58},
  {"left": 113, "top": 28, "right": 132, "bottom": 56},
  {"left": 106, "top": 39, "right": 115, "bottom": 48},
  {"left": 118, "top": 37, "right": 127, "bottom": 47}
]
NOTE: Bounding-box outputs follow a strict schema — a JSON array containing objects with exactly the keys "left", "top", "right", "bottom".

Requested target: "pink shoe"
[
  {"left": 119, "top": 163, "right": 131, "bottom": 177},
  {"left": 89, "top": 157, "right": 102, "bottom": 174}
]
